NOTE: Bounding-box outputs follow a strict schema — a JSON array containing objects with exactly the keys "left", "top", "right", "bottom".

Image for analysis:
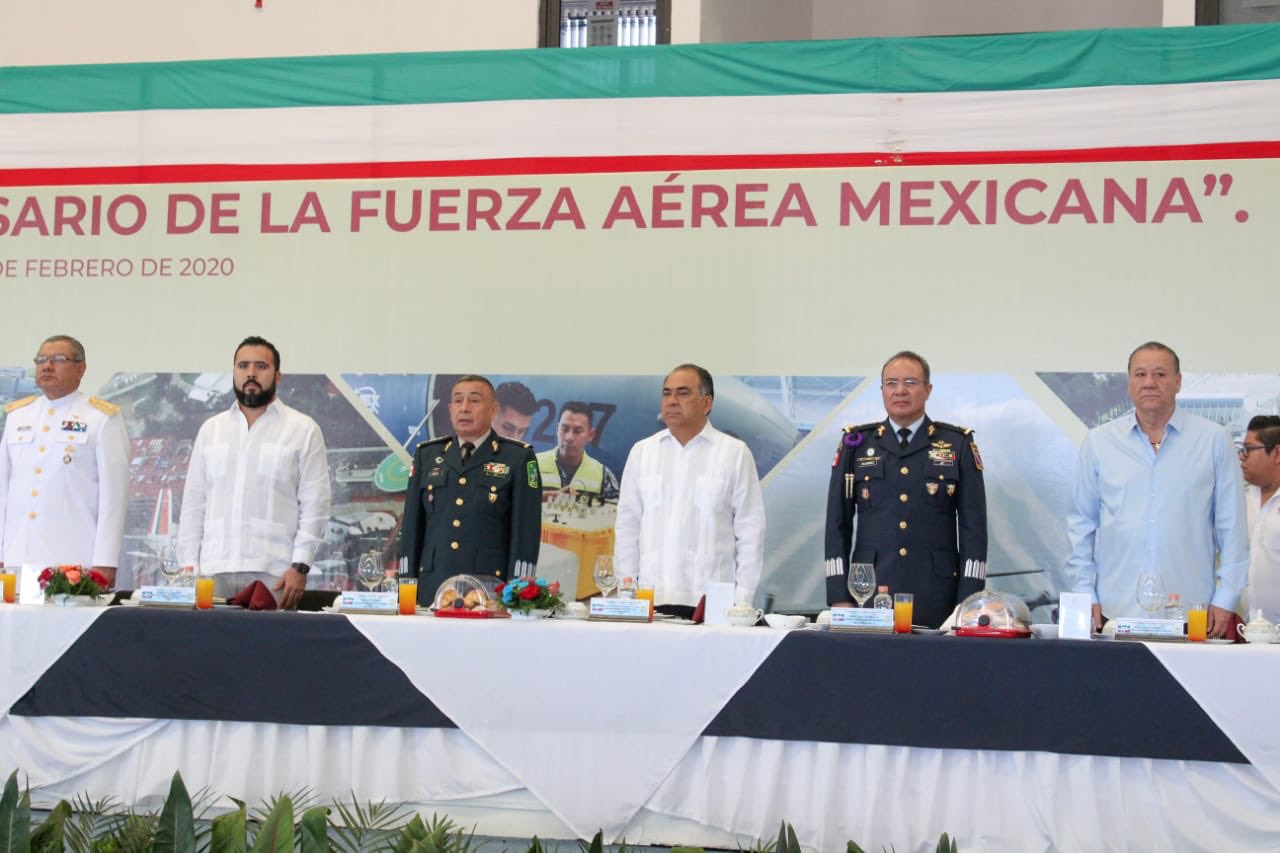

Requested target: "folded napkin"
[{"left": 228, "top": 580, "right": 278, "bottom": 611}]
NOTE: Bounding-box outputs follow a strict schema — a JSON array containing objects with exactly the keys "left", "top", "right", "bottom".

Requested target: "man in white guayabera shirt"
[
  {"left": 178, "top": 336, "right": 331, "bottom": 608},
  {"left": 614, "top": 364, "right": 765, "bottom": 615}
]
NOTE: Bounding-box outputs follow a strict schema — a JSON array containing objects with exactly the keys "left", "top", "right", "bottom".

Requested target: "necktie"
[
  {"left": 898, "top": 427, "right": 911, "bottom": 450},
  {"left": 461, "top": 442, "right": 474, "bottom": 462}
]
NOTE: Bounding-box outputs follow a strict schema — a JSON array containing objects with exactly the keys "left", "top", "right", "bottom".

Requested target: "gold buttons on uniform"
[
  {"left": 459, "top": 477, "right": 467, "bottom": 485},
  {"left": 41, "top": 425, "right": 49, "bottom": 432},
  {"left": 37, "top": 446, "right": 45, "bottom": 453},
  {"left": 46, "top": 408, "right": 54, "bottom": 415},
  {"left": 450, "top": 542, "right": 460, "bottom": 550},
  {"left": 31, "top": 489, "right": 38, "bottom": 497},
  {"left": 900, "top": 466, "right": 909, "bottom": 475},
  {"left": 33, "top": 467, "right": 41, "bottom": 475},
  {"left": 899, "top": 521, "right": 908, "bottom": 529},
  {"left": 452, "top": 519, "right": 461, "bottom": 528},
  {"left": 27, "top": 512, "right": 36, "bottom": 519},
  {"left": 899, "top": 547, "right": 908, "bottom": 556},
  {"left": 455, "top": 498, "right": 464, "bottom": 506},
  {"left": 899, "top": 494, "right": 908, "bottom": 503}
]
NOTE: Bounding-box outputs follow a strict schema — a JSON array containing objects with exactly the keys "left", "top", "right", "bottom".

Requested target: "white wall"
[
  {"left": 0, "top": 0, "right": 1200, "bottom": 65},
  {"left": 0, "top": 0, "right": 541, "bottom": 65}
]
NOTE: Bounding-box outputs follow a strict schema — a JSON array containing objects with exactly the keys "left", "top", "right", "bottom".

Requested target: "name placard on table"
[
  {"left": 339, "top": 590, "right": 399, "bottom": 614},
  {"left": 588, "top": 597, "right": 651, "bottom": 622},
  {"left": 138, "top": 586, "right": 195, "bottom": 608},
  {"left": 1114, "top": 617, "right": 1185, "bottom": 641},
  {"left": 830, "top": 607, "right": 893, "bottom": 633}
]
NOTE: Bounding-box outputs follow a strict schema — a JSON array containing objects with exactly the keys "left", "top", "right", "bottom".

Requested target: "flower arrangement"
[
  {"left": 38, "top": 565, "right": 112, "bottom": 599},
  {"left": 494, "top": 577, "right": 564, "bottom": 615}
]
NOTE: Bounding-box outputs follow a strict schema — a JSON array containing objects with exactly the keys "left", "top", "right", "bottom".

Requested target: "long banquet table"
[{"left": 2, "top": 605, "right": 1280, "bottom": 851}]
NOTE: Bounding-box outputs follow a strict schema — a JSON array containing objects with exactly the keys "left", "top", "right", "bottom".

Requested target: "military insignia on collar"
[
  {"left": 491, "top": 439, "right": 499, "bottom": 452},
  {"left": 483, "top": 462, "right": 510, "bottom": 477},
  {"left": 927, "top": 424, "right": 936, "bottom": 437}
]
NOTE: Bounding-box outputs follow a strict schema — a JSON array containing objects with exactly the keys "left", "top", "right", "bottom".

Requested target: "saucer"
[{"left": 1204, "top": 638, "right": 1234, "bottom": 645}]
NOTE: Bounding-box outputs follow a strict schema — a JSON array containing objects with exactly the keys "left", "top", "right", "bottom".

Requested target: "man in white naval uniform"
[{"left": 0, "top": 335, "right": 130, "bottom": 587}]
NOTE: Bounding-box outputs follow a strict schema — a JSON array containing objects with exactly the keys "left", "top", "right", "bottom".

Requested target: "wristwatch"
[{"left": 290, "top": 562, "right": 311, "bottom": 576}]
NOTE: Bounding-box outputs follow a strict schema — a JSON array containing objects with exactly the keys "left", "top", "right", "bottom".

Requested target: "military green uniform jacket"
[
  {"left": 824, "top": 417, "right": 988, "bottom": 628},
  {"left": 401, "top": 430, "right": 542, "bottom": 606}
]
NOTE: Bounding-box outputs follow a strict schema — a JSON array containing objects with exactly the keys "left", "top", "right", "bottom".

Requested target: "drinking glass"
[
  {"left": 847, "top": 563, "right": 876, "bottom": 608},
  {"left": 357, "top": 551, "right": 384, "bottom": 592},
  {"left": 1135, "top": 572, "right": 1166, "bottom": 616},
  {"left": 195, "top": 576, "right": 215, "bottom": 610},
  {"left": 159, "top": 559, "right": 184, "bottom": 587},
  {"left": 398, "top": 580, "right": 418, "bottom": 615},
  {"left": 636, "top": 584, "right": 655, "bottom": 620},
  {"left": 893, "top": 593, "right": 914, "bottom": 633},
  {"left": 1186, "top": 602, "right": 1208, "bottom": 642},
  {"left": 593, "top": 555, "right": 617, "bottom": 597}
]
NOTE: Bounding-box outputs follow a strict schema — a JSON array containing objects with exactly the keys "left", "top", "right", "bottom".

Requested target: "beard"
[{"left": 234, "top": 379, "right": 277, "bottom": 409}]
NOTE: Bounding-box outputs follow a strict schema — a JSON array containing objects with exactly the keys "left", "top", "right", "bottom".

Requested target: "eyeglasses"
[
  {"left": 33, "top": 355, "right": 83, "bottom": 366},
  {"left": 882, "top": 379, "right": 922, "bottom": 390},
  {"left": 1239, "top": 444, "right": 1270, "bottom": 460}
]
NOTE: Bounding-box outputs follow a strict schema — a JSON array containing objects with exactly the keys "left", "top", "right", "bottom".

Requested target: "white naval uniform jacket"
[{"left": 0, "top": 391, "right": 130, "bottom": 568}]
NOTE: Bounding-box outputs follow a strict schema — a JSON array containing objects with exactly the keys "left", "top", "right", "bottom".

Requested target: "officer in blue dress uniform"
[
  {"left": 401, "top": 375, "right": 542, "bottom": 608},
  {"left": 824, "top": 352, "right": 987, "bottom": 628}
]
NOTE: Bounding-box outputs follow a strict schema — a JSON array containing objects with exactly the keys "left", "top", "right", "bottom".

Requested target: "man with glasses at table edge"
[
  {"left": 1239, "top": 414, "right": 1280, "bottom": 623},
  {"left": 824, "top": 350, "right": 988, "bottom": 628},
  {"left": 1064, "top": 341, "right": 1247, "bottom": 638},
  {"left": 0, "top": 335, "right": 130, "bottom": 588}
]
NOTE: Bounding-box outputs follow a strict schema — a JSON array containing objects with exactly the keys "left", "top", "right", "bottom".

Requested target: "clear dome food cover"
[
  {"left": 432, "top": 574, "right": 502, "bottom": 615},
  {"left": 954, "top": 589, "right": 1032, "bottom": 638}
]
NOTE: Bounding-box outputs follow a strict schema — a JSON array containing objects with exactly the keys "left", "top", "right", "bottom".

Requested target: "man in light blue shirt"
[{"left": 1065, "top": 341, "right": 1247, "bottom": 638}]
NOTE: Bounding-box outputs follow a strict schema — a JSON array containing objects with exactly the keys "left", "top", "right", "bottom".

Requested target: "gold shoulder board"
[
  {"left": 4, "top": 395, "right": 36, "bottom": 414},
  {"left": 88, "top": 396, "right": 121, "bottom": 416}
]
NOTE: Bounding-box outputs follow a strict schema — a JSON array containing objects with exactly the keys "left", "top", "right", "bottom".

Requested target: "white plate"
[
  {"left": 805, "top": 623, "right": 831, "bottom": 632},
  {"left": 1204, "top": 638, "right": 1234, "bottom": 645},
  {"left": 911, "top": 627, "right": 946, "bottom": 636},
  {"left": 653, "top": 616, "right": 696, "bottom": 625}
]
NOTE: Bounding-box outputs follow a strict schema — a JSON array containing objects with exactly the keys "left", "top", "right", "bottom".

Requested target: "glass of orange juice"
[
  {"left": 195, "top": 576, "right": 215, "bottom": 610},
  {"left": 1, "top": 572, "right": 16, "bottom": 604},
  {"left": 893, "top": 592, "right": 913, "bottom": 633},
  {"left": 636, "top": 584, "right": 655, "bottom": 620},
  {"left": 398, "top": 580, "right": 418, "bottom": 615},
  {"left": 1186, "top": 602, "right": 1208, "bottom": 642}
]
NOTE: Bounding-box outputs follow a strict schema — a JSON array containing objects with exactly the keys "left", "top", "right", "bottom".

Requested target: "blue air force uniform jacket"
[
  {"left": 825, "top": 417, "right": 988, "bottom": 628},
  {"left": 401, "top": 431, "right": 542, "bottom": 607}
]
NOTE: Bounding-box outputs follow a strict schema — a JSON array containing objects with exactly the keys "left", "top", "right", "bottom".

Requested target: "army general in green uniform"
[
  {"left": 825, "top": 351, "right": 988, "bottom": 628},
  {"left": 401, "top": 375, "right": 542, "bottom": 607}
]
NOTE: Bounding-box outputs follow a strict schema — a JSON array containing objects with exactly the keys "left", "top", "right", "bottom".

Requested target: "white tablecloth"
[{"left": 4, "top": 606, "right": 1280, "bottom": 850}]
